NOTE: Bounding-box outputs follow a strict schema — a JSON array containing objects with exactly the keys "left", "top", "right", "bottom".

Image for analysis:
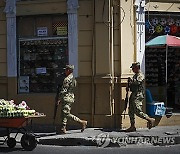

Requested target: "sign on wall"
[
  {"left": 37, "top": 27, "right": 48, "bottom": 36},
  {"left": 19, "top": 76, "right": 29, "bottom": 93}
]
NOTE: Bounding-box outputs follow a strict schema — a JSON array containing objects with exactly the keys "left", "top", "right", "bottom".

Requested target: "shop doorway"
[
  {"left": 145, "top": 12, "right": 180, "bottom": 111},
  {"left": 145, "top": 35, "right": 180, "bottom": 112},
  {"left": 17, "top": 14, "right": 68, "bottom": 93}
]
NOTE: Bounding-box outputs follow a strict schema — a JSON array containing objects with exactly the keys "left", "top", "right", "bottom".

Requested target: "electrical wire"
[{"left": 102, "top": 0, "right": 125, "bottom": 28}]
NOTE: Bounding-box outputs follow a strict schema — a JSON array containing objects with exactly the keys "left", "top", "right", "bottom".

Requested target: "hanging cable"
[{"left": 102, "top": 0, "right": 125, "bottom": 28}]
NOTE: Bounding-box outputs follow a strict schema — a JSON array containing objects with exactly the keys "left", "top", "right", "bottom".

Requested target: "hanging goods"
[
  {"left": 151, "top": 18, "right": 159, "bottom": 26},
  {"left": 170, "top": 25, "right": 178, "bottom": 34},
  {"left": 149, "top": 26, "right": 155, "bottom": 34},
  {"left": 167, "top": 18, "right": 175, "bottom": 26},
  {"left": 175, "top": 19, "right": 180, "bottom": 27},
  {"left": 164, "top": 26, "right": 170, "bottom": 34},
  {"left": 155, "top": 24, "right": 163, "bottom": 33},
  {"left": 160, "top": 18, "right": 167, "bottom": 26},
  {"left": 145, "top": 21, "right": 150, "bottom": 30}
]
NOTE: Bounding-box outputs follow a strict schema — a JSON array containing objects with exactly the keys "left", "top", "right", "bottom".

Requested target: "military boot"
[
  {"left": 56, "top": 125, "right": 66, "bottom": 134},
  {"left": 80, "top": 120, "right": 87, "bottom": 132},
  {"left": 146, "top": 117, "right": 155, "bottom": 129},
  {"left": 125, "top": 126, "right": 136, "bottom": 132}
]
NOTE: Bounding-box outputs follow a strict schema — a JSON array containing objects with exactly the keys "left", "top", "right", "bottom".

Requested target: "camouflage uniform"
[
  {"left": 128, "top": 70, "right": 149, "bottom": 124},
  {"left": 59, "top": 68, "right": 81, "bottom": 126}
]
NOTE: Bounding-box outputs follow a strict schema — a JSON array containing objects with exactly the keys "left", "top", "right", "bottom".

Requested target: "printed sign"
[
  {"left": 36, "top": 67, "right": 47, "bottom": 74},
  {"left": 37, "top": 27, "right": 48, "bottom": 36},
  {"left": 57, "top": 26, "right": 67, "bottom": 36},
  {"left": 19, "top": 76, "right": 29, "bottom": 93}
]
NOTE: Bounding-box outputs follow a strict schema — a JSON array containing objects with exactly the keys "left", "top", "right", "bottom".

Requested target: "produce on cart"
[{"left": 0, "top": 99, "right": 45, "bottom": 151}]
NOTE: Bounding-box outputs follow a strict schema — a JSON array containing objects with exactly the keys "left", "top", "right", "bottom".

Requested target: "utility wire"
[{"left": 102, "top": 0, "right": 125, "bottom": 28}]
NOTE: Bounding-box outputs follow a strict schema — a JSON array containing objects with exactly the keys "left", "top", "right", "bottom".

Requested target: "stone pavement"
[{"left": 37, "top": 125, "right": 180, "bottom": 147}]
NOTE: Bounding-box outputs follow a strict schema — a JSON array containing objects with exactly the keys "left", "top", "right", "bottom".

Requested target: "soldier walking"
[
  {"left": 126, "top": 62, "right": 155, "bottom": 132},
  {"left": 57, "top": 65, "right": 87, "bottom": 134}
]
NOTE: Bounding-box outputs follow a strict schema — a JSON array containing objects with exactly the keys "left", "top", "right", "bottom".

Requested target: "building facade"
[{"left": 0, "top": 0, "right": 180, "bottom": 128}]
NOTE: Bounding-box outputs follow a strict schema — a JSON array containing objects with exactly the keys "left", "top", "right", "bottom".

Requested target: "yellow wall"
[
  {"left": 77, "top": 0, "right": 124, "bottom": 128},
  {"left": 16, "top": 0, "right": 67, "bottom": 16},
  {"left": 0, "top": 0, "right": 128, "bottom": 128},
  {"left": 0, "top": 1, "right": 7, "bottom": 99},
  {"left": 2, "top": 0, "right": 178, "bottom": 128},
  {"left": 120, "top": 0, "right": 135, "bottom": 76}
]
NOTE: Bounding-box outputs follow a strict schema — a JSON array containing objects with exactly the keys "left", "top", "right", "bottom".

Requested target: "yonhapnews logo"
[
  {"left": 92, "top": 133, "right": 175, "bottom": 148},
  {"left": 92, "top": 133, "right": 111, "bottom": 148}
]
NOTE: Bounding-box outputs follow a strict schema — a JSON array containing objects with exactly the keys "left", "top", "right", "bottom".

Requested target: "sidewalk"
[
  {"left": 37, "top": 125, "right": 180, "bottom": 147},
  {"left": 0, "top": 125, "right": 180, "bottom": 147}
]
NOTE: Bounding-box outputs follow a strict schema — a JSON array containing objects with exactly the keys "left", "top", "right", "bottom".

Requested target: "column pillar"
[
  {"left": 4, "top": 0, "right": 17, "bottom": 77},
  {"left": 67, "top": 0, "right": 79, "bottom": 77}
]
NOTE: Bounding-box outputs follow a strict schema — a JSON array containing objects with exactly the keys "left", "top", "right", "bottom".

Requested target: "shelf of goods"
[{"left": 18, "top": 37, "right": 68, "bottom": 93}]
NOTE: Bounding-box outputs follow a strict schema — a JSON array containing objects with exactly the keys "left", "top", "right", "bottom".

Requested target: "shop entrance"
[
  {"left": 17, "top": 14, "right": 68, "bottom": 93},
  {"left": 145, "top": 46, "right": 180, "bottom": 109},
  {"left": 145, "top": 12, "right": 180, "bottom": 110}
]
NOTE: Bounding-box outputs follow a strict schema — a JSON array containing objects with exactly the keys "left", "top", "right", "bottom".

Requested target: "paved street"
[{"left": 0, "top": 144, "right": 180, "bottom": 154}]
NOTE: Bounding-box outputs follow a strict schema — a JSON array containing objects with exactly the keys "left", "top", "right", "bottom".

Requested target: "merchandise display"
[
  {"left": 145, "top": 48, "right": 180, "bottom": 87},
  {"left": 145, "top": 48, "right": 166, "bottom": 86},
  {"left": 145, "top": 14, "right": 180, "bottom": 38},
  {"left": 19, "top": 38, "right": 68, "bottom": 93}
]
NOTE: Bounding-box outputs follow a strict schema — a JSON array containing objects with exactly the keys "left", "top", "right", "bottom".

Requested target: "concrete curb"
[{"left": 38, "top": 137, "right": 97, "bottom": 146}]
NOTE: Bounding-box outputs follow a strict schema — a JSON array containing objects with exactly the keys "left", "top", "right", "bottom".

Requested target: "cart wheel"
[
  {"left": 21, "top": 134, "right": 37, "bottom": 151},
  {"left": 7, "top": 138, "right": 16, "bottom": 148}
]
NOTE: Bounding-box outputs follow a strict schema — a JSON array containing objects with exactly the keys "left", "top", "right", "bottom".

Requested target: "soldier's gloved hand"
[
  {"left": 128, "top": 77, "right": 132, "bottom": 84},
  {"left": 57, "top": 100, "right": 61, "bottom": 105},
  {"left": 126, "top": 86, "right": 129, "bottom": 92},
  {"left": 128, "top": 77, "right": 132, "bottom": 82}
]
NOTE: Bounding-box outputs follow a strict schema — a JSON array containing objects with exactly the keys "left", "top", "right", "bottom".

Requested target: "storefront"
[
  {"left": 1, "top": 0, "right": 130, "bottom": 128},
  {"left": 145, "top": 2, "right": 180, "bottom": 109},
  {"left": 17, "top": 14, "right": 68, "bottom": 93},
  {"left": 1, "top": 0, "right": 179, "bottom": 128},
  {"left": 0, "top": 0, "right": 81, "bottom": 126}
]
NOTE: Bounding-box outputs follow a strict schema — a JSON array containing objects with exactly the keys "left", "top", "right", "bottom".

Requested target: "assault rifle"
[
  {"left": 123, "top": 77, "right": 131, "bottom": 119},
  {"left": 53, "top": 84, "right": 60, "bottom": 124}
]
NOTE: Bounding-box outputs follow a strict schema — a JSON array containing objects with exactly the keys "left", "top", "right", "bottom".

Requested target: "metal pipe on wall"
[
  {"left": 91, "top": 0, "right": 96, "bottom": 127},
  {"left": 109, "top": 0, "right": 115, "bottom": 127}
]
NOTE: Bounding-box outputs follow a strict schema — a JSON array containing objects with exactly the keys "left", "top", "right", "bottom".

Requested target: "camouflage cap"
[
  {"left": 130, "top": 62, "right": 140, "bottom": 68},
  {"left": 64, "top": 64, "right": 74, "bottom": 70}
]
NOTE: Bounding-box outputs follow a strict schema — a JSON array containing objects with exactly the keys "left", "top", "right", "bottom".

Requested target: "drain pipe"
[
  {"left": 109, "top": 0, "right": 115, "bottom": 126},
  {"left": 91, "top": 0, "right": 96, "bottom": 127}
]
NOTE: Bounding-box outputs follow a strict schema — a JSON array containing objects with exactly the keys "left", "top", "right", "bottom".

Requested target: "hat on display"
[
  {"left": 130, "top": 62, "right": 140, "bottom": 68},
  {"left": 64, "top": 65, "right": 74, "bottom": 70}
]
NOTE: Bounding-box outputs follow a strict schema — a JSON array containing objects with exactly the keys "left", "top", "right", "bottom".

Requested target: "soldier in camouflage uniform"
[
  {"left": 125, "top": 62, "right": 155, "bottom": 132},
  {"left": 58, "top": 65, "right": 87, "bottom": 134}
]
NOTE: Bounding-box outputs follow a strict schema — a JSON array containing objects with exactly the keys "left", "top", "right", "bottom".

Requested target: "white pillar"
[
  {"left": 135, "top": 0, "right": 145, "bottom": 73},
  {"left": 67, "top": 0, "right": 79, "bottom": 77},
  {"left": 4, "top": 0, "right": 17, "bottom": 77}
]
